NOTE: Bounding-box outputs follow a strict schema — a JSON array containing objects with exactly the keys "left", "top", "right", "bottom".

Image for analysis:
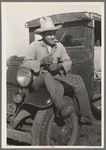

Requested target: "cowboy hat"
[{"left": 34, "top": 16, "right": 62, "bottom": 34}]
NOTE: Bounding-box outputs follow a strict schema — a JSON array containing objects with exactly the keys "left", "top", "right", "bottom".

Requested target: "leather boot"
[
  {"left": 59, "top": 105, "right": 75, "bottom": 118},
  {"left": 80, "top": 115, "right": 98, "bottom": 125}
]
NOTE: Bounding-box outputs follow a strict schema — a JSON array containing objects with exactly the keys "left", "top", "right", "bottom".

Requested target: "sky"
[{"left": 2, "top": 2, "right": 103, "bottom": 58}]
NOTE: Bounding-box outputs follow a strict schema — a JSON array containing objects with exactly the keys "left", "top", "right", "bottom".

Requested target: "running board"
[{"left": 7, "top": 128, "right": 31, "bottom": 144}]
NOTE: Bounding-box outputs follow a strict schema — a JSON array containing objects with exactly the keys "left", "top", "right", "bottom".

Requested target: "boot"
[
  {"left": 80, "top": 115, "right": 98, "bottom": 125},
  {"left": 59, "top": 105, "right": 75, "bottom": 118}
]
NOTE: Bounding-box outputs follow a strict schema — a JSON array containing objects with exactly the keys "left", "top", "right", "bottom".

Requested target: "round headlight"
[{"left": 16, "top": 67, "right": 32, "bottom": 87}]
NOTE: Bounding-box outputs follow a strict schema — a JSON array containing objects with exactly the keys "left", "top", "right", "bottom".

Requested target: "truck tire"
[{"left": 31, "top": 96, "right": 80, "bottom": 146}]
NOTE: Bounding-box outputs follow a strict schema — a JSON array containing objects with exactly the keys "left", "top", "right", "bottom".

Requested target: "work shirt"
[{"left": 23, "top": 40, "right": 72, "bottom": 75}]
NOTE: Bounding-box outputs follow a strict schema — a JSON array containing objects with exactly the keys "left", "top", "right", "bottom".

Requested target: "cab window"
[
  {"left": 94, "top": 21, "right": 101, "bottom": 46},
  {"left": 56, "top": 27, "right": 85, "bottom": 47}
]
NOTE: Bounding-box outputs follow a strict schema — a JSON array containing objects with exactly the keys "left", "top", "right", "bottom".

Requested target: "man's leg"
[
  {"left": 66, "top": 74, "right": 92, "bottom": 117},
  {"left": 33, "top": 72, "right": 74, "bottom": 117}
]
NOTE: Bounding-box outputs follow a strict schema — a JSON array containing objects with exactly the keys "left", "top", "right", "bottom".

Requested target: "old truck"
[{"left": 7, "top": 12, "right": 101, "bottom": 146}]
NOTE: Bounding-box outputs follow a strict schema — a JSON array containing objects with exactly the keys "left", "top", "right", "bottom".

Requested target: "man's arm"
[
  {"left": 23, "top": 41, "right": 54, "bottom": 73},
  {"left": 23, "top": 42, "right": 41, "bottom": 73},
  {"left": 49, "top": 43, "right": 72, "bottom": 73},
  {"left": 60, "top": 44, "right": 72, "bottom": 73}
]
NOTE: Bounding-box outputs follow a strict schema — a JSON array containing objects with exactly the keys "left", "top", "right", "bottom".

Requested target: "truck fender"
[{"left": 13, "top": 109, "right": 31, "bottom": 129}]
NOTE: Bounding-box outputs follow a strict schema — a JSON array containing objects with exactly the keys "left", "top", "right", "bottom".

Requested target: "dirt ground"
[
  {"left": 78, "top": 120, "right": 101, "bottom": 146},
  {"left": 8, "top": 120, "right": 101, "bottom": 146},
  {"left": 7, "top": 111, "right": 101, "bottom": 146}
]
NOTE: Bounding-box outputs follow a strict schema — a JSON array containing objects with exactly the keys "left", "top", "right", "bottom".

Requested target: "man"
[{"left": 23, "top": 16, "right": 95, "bottom": 124}]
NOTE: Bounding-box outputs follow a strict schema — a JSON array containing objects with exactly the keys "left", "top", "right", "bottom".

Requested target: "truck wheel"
[{"left": 31, "top": 96, "right": 80, "bottom": 146}]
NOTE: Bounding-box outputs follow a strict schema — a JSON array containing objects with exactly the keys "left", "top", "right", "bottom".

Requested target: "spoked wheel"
[{"left": 31, "top": 96, "right": 80, "bottom": 146}]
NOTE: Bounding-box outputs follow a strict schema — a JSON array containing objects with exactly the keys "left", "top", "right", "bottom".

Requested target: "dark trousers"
[{"left": 33, "top": 72, "right": 92, "bottom": 116}]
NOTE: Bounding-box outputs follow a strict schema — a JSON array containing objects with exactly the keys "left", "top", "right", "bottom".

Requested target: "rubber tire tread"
[{"left": 31, "top": 109, "right": 49, "bottom": 145}]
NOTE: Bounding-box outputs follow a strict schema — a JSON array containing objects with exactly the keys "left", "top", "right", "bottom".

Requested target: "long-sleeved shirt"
[{"left": 23, "top": 40, "right": 72, "bottom": 75}]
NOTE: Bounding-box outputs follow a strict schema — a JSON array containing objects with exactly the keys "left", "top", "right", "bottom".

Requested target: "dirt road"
[
  {"left": 78, "top": 120, "right": 101, "bottom": 146},
  {"left": 7, "top": 120, "right": 101, "bottom": 146}
]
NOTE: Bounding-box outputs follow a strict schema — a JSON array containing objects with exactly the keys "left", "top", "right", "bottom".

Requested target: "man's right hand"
[{"left": 41, "top": 56, "right": 54, "bottom": 65}]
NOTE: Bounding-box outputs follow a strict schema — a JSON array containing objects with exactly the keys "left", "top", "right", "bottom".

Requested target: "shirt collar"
[{"left": 40, "top": 39, "right": 57, "bottom": 49}]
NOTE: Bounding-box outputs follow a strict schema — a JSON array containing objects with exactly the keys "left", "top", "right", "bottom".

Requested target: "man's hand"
[
  {"left": 49, "top": 63, "right": 62, "bottom": 71},
  {"left": 41, "top": 56, "right": 54, "bottom": 65}
]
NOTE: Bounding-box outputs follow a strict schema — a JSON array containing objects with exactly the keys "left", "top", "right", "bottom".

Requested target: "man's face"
[{"left": 42, "top": 30, "right": 57, "bottom": 46}]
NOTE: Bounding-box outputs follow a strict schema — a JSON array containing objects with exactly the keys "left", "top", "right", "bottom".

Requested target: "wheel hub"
[{"left": 62, "top": 126, "right": 72, "bottom": 136}]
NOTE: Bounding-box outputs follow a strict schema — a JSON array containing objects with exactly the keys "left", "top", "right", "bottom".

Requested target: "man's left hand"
[{"left": 49, "top": 63, "right": 62, "bottom": 71}]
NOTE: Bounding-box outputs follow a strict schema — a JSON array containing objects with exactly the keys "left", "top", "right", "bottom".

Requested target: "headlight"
[{"left": 16, "top": 67, "right": 32, "bottom": 87}]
